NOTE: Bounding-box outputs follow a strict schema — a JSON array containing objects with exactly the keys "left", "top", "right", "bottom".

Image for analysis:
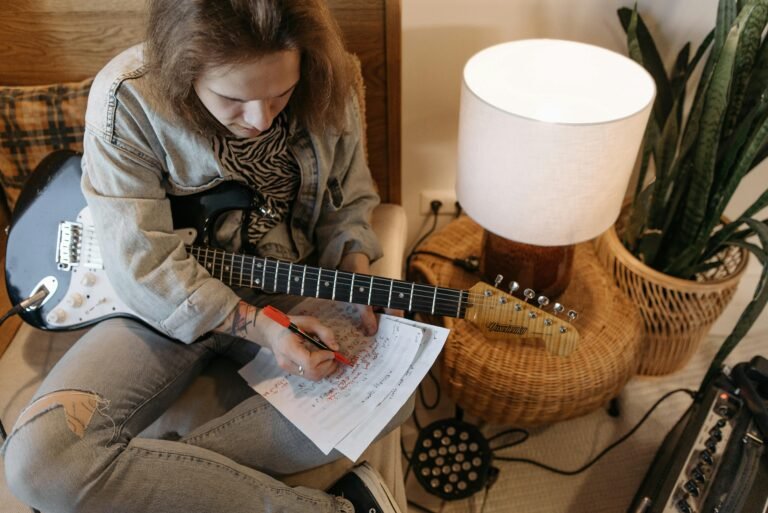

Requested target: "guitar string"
[
  {"left": 186, "top": 247, "right": 570, "bottom": 316},
  {"left": 190, "top": 248, "right": 496, "bottom": 304}
]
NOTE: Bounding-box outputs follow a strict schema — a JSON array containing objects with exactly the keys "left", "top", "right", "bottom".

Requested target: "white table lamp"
[{"left": 457, "top": 39, "right": 655, "bottom": 298}]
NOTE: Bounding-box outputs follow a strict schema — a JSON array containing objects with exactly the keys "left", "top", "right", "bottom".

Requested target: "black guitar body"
[
  {"left": 5, "top": 149, "right": 254, "bottom": 330},
  {"left": 6, "top": 151, "right": 84, "bottom": 329}
]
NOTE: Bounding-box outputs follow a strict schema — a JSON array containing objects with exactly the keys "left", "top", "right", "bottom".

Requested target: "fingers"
[
  {"left": 357, "top": 305, "right": 378, "bottom": 336},
  {"left": 274, "top": 330, "right": 338, "bottom": 381},
  {"left": 291, "top": 316, "right": 338, "bottom": 351}
]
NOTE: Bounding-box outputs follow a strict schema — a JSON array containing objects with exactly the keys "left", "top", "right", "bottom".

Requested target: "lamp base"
[{"left": 481, "top": 231, "right": 574, "bottom": 300}]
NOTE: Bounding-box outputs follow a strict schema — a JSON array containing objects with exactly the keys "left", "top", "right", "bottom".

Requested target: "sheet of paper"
[
  {"left": 238, "top": 301, "right": 424, "bottom": 453},
  {"left": 334, "top": 318, "right": 450, "bottom": 461}
]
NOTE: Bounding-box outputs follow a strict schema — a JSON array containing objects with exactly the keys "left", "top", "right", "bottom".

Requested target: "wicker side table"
[{"left": 410, "top": 216, "right": 643, "bottom": 427}]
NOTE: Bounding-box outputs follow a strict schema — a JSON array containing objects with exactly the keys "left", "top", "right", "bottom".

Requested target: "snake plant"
[{"left": 618, "top": 0, "right": 768, "bottom": 380}]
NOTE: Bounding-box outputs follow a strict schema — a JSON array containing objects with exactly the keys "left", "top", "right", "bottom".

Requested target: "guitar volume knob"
[
  {"left": 80, "top": 273, "right": 97, "bottom": 287},
  {"left": 66, "top": 293, "right": 84, "bottom": 308},
  {"left": 46, "top": 309, "right": 67, "bottom": 324}
]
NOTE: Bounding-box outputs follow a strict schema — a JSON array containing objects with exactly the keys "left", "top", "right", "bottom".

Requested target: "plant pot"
[{"left": 594, "top": 225, "right": 748, "bottom": 375}]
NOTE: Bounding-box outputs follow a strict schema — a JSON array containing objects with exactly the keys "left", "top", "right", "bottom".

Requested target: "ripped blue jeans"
[{"left": 2, "top": 310, "right": 411, "bottom": 512}]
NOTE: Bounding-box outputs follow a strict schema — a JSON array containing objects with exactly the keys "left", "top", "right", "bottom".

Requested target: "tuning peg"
[
  {"left": 508, "top": 281, "right": 520, "bottom": 294},
  {"left": 537, "top": 296, "right": 550, "bottom": 308},
  {"left": 552, "top": 303, "right": 565, "bottom": 315},
  {"left": 523, "top": 288, "right": 536, "bottom": 303},
  {"left": 494, "top": 274, "right": 504, "bottom": 288},
  {"left": 567, "top": 310, "right": 579, "bottom": 322}
]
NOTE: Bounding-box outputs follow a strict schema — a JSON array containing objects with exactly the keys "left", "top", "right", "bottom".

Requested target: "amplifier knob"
[
  {"left": 691, "top": 465, "right": 706, "bottom": 483},
  {"left": 684, "top": 479, "right": 700, "bottom": 497},
  {"left": 705, "top": 437, "right": 718, "bottom": 453},
  {"left": 709, "top": 427, "right": 722, "bottom": 441},
  {"left": 716, "top": 418, "right": 726, "bottom": 428},
  {"left": 675, "top": 499, "right": 692, "bottom": 513},
  {"left": 699, "top": 449, "right": 713, "bottom": 465}
]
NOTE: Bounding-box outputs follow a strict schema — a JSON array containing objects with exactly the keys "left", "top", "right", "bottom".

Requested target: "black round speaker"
[{"left": 411, "top": 418, "right": 492, "bottom": 500}]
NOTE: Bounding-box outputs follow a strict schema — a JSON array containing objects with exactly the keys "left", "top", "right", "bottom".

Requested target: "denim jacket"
[{"left": 81, "top": 45, "right": 382, "bottom": 343}]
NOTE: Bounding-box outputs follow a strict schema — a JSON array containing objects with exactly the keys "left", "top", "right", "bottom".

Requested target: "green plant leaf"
[
  {"left": 649, "top": 97, "right": 682, "bottom": 233},
  {"left": 701, "top": 190, "right": 768, "bottom": 261},
  {"left": 715, "top": 107, "right": 768, "bottom": 222},
  {"left": 676, "top": 5, "right": 757, "bottom": 261},
  {"left": 741, "top": 31, "right": 768, "bottom": 116},
  {"left": 715, "top": 0, "right": 739, "bottom": 54},
  {"left": 618, "top": 7, "right": 673, "bottom": 125},
  {"left": 670, "top": 43, "right": 691, "bottom": 127},
  {"left": 623, "top": 180, "right": 656, "bottom": 251},
  {"left": 722, "top": 1, "right": 768, "bottom": 139},
  {"left": 699, "top": 217, "right": 768, "bottom": 393},
  {"left": 679, "top": 1, "right": 737, "bottom": 162},
  {"left": 718, "top": 93, "right": 768, "bottom": 178}
]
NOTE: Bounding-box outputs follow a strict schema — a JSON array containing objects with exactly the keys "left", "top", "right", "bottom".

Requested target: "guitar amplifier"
[{"left": 629, "top": 356, "right": 768, "bottom": 513}]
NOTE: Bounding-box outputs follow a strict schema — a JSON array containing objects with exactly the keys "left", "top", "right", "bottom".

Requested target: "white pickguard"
[{"left": 46, "top": 207, "right": 197, "bottom": 328}]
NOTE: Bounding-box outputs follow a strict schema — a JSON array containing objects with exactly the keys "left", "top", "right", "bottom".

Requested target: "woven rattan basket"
[
  {"left": 410, "top": 216, "right": 643, "bottom": 427},
  {"left": 594, "top": 225, "right": 748, "bottom": 376}
]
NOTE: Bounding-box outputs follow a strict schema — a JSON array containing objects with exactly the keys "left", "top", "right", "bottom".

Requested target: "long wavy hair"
[{"left": 144, "top": 0, "right": 356, "bottom": 136}]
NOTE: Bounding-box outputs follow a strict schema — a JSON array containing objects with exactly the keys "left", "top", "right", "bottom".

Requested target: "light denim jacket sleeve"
[
  {"left": 81, "top": 49, "right": 241, "bottom": 343},
  {"left": 311, "top": 96, "right": 383, "bottom": 269}
]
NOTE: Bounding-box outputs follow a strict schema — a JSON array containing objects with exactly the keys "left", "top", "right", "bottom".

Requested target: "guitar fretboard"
[{"left": 188, "top": 246, "right": 469, "bottom": 318}]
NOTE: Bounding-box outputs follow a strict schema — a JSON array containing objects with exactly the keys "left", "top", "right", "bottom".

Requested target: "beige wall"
[{"left": 401, "top": 0, "right": 768, "bottom": 334}]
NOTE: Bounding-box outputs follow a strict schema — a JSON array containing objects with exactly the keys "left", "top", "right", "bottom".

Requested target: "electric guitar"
[{"left": 5, "top": 150, "right": 581, "bottom": 355}]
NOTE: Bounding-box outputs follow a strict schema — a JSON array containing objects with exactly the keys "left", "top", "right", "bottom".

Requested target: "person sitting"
[{"left": 2, "top": 1, "right": 410, "bottom": 511}]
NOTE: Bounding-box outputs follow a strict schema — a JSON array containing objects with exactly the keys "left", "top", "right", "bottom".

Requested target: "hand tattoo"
[{"left": 229, "top": 302, "right": 259, "bottom": 338}]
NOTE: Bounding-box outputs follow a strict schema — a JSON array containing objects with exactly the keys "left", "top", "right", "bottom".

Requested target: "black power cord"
[{"left": 405, "top": 200, "right": 481, "bottom": 278}]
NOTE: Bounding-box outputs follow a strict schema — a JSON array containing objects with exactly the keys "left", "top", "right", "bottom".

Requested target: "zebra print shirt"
[{"left": 212, "top": 111, "right": 300, "bottom": 249}]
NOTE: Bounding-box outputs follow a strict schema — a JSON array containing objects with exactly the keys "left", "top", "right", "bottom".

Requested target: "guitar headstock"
[{"left": 465, "top": 280, "right": 580, "bottom": 356}]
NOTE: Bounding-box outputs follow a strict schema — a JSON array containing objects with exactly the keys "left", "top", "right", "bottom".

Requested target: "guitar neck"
[{"left": 188, "top": 246, "right": 470, "bottom": 318}]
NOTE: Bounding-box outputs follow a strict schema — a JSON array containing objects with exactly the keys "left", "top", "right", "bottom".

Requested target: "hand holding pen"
[{"left": 262, "top": 306, "right": 353, "bottom": 379}]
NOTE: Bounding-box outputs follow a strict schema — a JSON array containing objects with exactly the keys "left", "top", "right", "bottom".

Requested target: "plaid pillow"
[{"left": 0, "top": 78, "right": 92, "bottom": 211}]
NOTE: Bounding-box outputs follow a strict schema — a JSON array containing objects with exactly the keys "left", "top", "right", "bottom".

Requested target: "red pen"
[{"left": 262, "top": 305, "right": 353, "bottom": 366}]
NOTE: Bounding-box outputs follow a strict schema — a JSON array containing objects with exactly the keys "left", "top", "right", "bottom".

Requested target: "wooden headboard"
[{"left": 0, "top": 0, "right": 401, "bottom": 204}]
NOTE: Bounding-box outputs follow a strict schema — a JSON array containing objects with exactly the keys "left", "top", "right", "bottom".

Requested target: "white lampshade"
[{"left": 457, "top": 39, "right": 655, "bottom": 246}]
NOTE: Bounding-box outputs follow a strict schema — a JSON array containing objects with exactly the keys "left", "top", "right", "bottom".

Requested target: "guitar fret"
[
  {"left": 262, "top": 257, "right": 267, "bottom": 288},
  {"left": 315, "top": 267, "right": 321, "bottom": 297},
  {"left": 274, "top": 260, "right": 279, "bottom": 292},
  {"left": 388, "top": 280, "right": 393, "bottom": 308},
  {"left": 287, "top": 262, "right": 293, "bottom": 294},
  {"left": 349, "top": 273, "right": 355, "bottom": 303},
  {"left": 332, "top": 270, "right": 338, "bottom": 301},
  {"left": 218, "top": 250, "right": 224, "bottom": 281},
  {"left": 368, "top": 276, "right": 373, "bottom": 305},
  {"left": 301, "top": 266, "right": 306, "bottom": 296},
  {"left": 250, "top": 256, "right": 256, "bottom": 287},
  {"left": 409, "top": 282, "right": 414, "bottom": 311},
  {"left": 431, "top": 286, "right": 437, "bottom": 315},
  {"left": 239, "top": 255, "right": 244, "bottom": 286},
  {"left": 456, "top": 290, "right": 462, "bottom": 318}
]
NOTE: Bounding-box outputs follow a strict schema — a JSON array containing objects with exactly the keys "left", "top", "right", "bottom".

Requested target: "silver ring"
[{"left": 298, "top": 364, "right": 304, "bottom": 376}]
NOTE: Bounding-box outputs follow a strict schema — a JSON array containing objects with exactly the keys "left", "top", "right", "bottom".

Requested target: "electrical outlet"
[{"left": 419, "top": 190, "right": 458, "bottom": 215}]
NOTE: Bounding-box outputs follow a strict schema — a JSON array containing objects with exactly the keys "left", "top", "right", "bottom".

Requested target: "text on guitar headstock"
[{"left": 464, "top": 275, "right": 580, "bottom": 356}]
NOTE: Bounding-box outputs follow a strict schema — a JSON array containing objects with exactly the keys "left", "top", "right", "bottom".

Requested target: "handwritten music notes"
[{"left": 238, "top": 299, "right": 450, "bottom": 461}]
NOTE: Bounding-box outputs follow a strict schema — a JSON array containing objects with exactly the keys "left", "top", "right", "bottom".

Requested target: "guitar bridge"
[{"left": 56, "top": 220, "right": 103, "bottom": 271}]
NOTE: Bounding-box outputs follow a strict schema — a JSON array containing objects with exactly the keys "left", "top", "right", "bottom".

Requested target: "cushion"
[{"left": 0, "top": 78, "right": 92, "bottom": 211}]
